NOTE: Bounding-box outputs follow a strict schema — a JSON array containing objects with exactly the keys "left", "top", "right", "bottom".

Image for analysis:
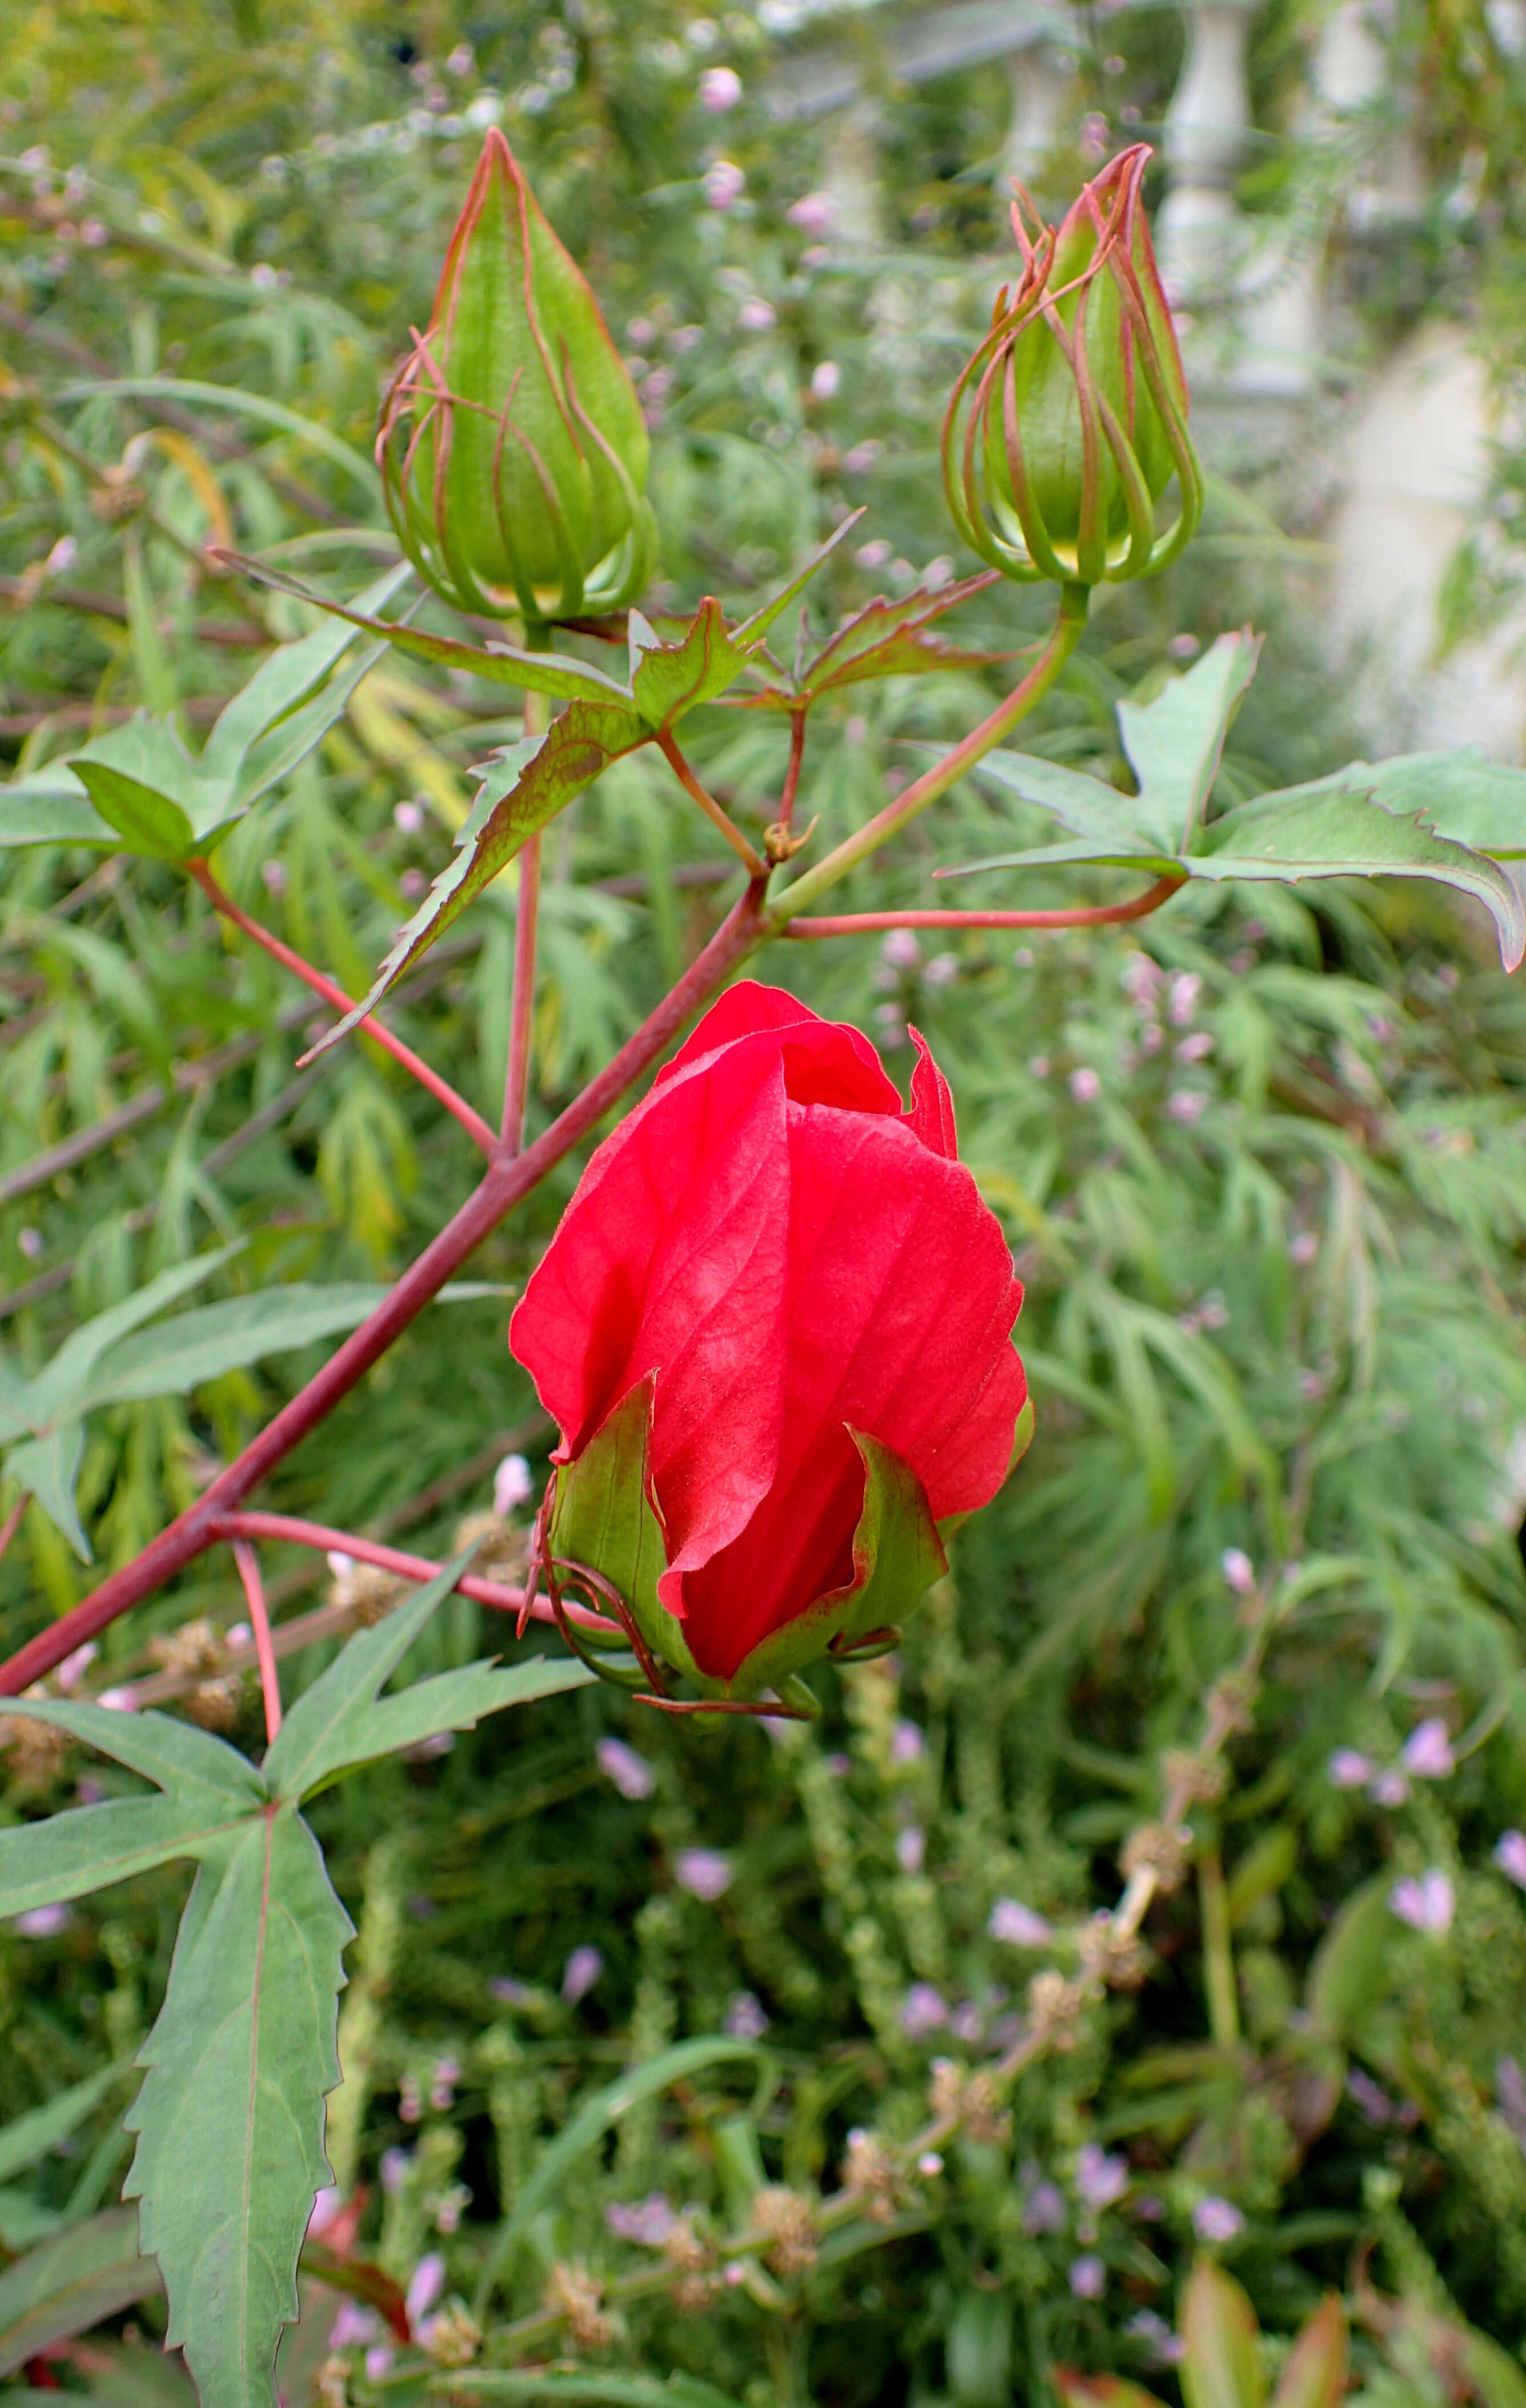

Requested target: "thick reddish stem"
[
  {"left": 782, "top": 876, "right": 1184, "bottom": 938},
  {"left": 207, "top": 1510, "right": 617, "bottom": 1636},
  {"left": 190, "top": 861, "right": 497, "bottom": 1157},
  {"left": 232, "top": 1539, "right": 283, "bottom": 1743},
  {"left": 501, "top": 831, "right": 542, "bottom": 1154},
  {"left": 0, "top": 882, "right": 768, "bottom": 1697}
]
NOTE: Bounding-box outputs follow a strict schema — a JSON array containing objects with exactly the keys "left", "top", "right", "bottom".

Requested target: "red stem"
[
  {"left": 190, "top": 862, "right": 497, "bottom": 1158},
  {"left": 0, "top": 881, "right": 769, "bottom": 1697},
  {"left": 232, "top": 1539, "right": 283, "bottom": 1743},
  {"left": 782, "top": 876, "right": 1184, "bottom": 938},
  {"left": 778, "top": 709, "right": 808, "bottom": 837},
  {"left": 656, "top": 731, "right": 766, "bottom": 876},
  {"left": 501, "top": 832, "right": 542, "bottom": 1154},
  {"left": 0, "top": 1493, "right": 26, "bottom": 1573},
  {"left": 208, "top": 1512, "right": 618, "bottom": 1636}
]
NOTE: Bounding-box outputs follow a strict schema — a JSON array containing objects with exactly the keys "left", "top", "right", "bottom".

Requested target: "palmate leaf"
[
  {"left": 2, "top": 1566, "right": 583, "bottom": 2407},
  {"left": 941, "top": 635, "right": 1526, "bottom": 971}
]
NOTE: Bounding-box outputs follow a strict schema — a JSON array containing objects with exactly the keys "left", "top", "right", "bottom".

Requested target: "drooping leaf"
[
  {"left": 1360, "top": 747, "right": 1526, "bottom": 858},
  {"left": 263, "top": 1548, "right": 592, "bottom": 1801},
  {"left": 5, "top": 1424, "right": 90, "bottom": 1559},
  {"left": 123, "top": 1813, "right": 352, "bottom": 2408},
  {"left": 0, "top": 2207, "right": 162, "bottom": 2378},
  {"left": 22, "top": 1244, "right": 244, "bottom": 1428},
  {"left": 297, "top": 701, "right": 648, "bottom": 1060},
  {"left": 70, "top": 759, "right": 196, "bottom": 862},
  {"left": 1196, "top": 777, "right": 1525, "bottom": 969}
]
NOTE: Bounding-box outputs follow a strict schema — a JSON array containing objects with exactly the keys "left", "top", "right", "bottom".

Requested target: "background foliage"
[{"left": 2, "top": 3, "right": 1525, "bottom": 2403}]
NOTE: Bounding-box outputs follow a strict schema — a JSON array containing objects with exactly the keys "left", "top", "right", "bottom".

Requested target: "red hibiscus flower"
[{"left": 509, "top": 983, "right": 1028, "bottom": 1697}]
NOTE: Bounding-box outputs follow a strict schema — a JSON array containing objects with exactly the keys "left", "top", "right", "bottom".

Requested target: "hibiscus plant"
[{"left": 2, "top": 132, "right": 1525, "bottom": 2407}]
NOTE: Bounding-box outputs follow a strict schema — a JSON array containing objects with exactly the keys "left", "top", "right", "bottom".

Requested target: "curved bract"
[
  {"left": 942, "top": 146, "right": 1203, "bottom": 589},
  {"left": 377, "top": 128, "right": 657, "bottom": 625}
]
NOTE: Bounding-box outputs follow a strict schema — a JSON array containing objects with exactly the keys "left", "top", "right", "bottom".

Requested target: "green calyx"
[
  {"left": 942, "top": 145, "right": 1203, "bottom": 591},
  {"left": 379, "top": 129, "right": 657, "bottom": 625},
  {"left": 544, "top": 1380, "right": 950, "bottom": 1708}
]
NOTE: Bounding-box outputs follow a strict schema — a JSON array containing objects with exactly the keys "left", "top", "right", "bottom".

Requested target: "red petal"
[
  {"left": 660, "top": 980, "right": 898, "bottom": 1114},
  {"left": 905, "top": 1026, "right": 958, "bottom": 1158},
  {"left": 676, "top": 1107, "right": 1025, "bottom": 1678},
  {"left": 509, "top": 1042, "right": 792, "bottom": 1578}
]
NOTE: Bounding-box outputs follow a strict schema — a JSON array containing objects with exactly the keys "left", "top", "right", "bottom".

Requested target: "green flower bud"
[
  {"left": 378, "top": 130, "right": 657, "bottom": 625},
  {"left": 943, "top": 146, "right": 1202, "bottom": 591}
]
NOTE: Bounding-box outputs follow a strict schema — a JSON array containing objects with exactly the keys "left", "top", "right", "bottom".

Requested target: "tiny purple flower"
[
  {"left": 1328, "top": 1748, "right": 1372, "bottom": 1789},
  {"left": 704, "top": 159, "right": 745, "bottom": 211},
  {"left": 738, "top": 297, "right": 777, "bottom": 331},
  {"left": 1220, "top": 1548, "right": 1255, "bottom": 1596},
  {"left": 1176, "top": 1031, "right": 1214, "bottom": 1063},
  {"left": 1192, "top": 2196, "right": 1244, "bottom": 2243},
  {"left": 810, "top": 360, "right": 842, "bottom": 401},
  {"left": 1126, "top": 2309, "right": 1184, "bottom": 2366},
  {"left": 1069, "top": 1066, "right": 1101, "bottom": 1103},
  {"left": 331, "top": 2301, "right": 381, "bottom": 2347},
  {"left": 1168, "top": 972, "right": 1202, "bottom": 1027},
  {"left": 901, "top": 1982, "right": 947, "bottom": 2039},
  {"left": 366, "top": 2343, "right": 395, "bottom": 2380},
  {"left": 1369, "top": 1769, "right": 1411, "bottom": 1808},
  {"left": 890, "top": 1719, "right": 926, "bottom": 1766},
  {"left": 895, "top": 1825, "right": 926, "bottom": 1875},
  {"left": 487, "top": 1975, "right": 533, "bottom": 2008},
  {"left": 724, "top": 1990, "right": 770, "bottom": 2041},
  {"left": 1022, "top": 2177, "right": 1067, "bottom": 2234},
  {"left": 11, "top": 1903, "right": 70, "bottom": 1939},
  {"left": 948, "top": 2001, "right": 983, "bottom": 2045},
  {"left": 1075, "top": 2143, "right": 1129, "bottom": 2213},
  {"left": 393, "top": 798, "right": 425, "bottom": 834},
  {"left": 55, "top": 1641, "right": 97, "bottom": 1691},
  {"left": 596, "top": 1736, "right": 656, "bottom": 1801},
  {"left": 380, "top": 2145, "right": 412, "bottom": 2196},
  {"left": 1390, "top": 1869, "right": 1454, "bottom": 1935},
  {"left": 700, "top": 65, "right": 742, "bottom": 111},
  {"left": 1069, "top": 2254, "right": 1106, "bottom": 2298},
  {"left": 562, "top": 1944, "right": 604, "bottom": 2003},
  {"left": 1494, "top": 1831, "right": 1526, "bottom": 1889},
  {"left": 673, "top": 1848, "right": 732, "bottom": 1902},
  {"left": 1400, "top": 1718, "right": 1454, "bottom": 1780},
  {"left": 1167, "top": 1088, "right": 1207, "bottom": 1124},
  {"left": 307, "top": 2185, "right": 343, "bottom": 2240},
  {"left": 918, "top": 2150, "right": 945, "bottom": 2177},
  {"left": 606, "top": 2192, "right": 677, "bottom": 2245},
  {"left": 988, "top": 1897, "right": 1051, "bottom": 1948},
  {"left": 405, "top": 2253, "right": 446, "bottom": 2328},
  {"left": 786, "top": 191, "right": 837, "bottom": 238}
]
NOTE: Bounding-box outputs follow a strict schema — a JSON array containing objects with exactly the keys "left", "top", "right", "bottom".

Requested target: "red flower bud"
[
  {"left": 943, "top": 146, "right": 1201, "bottom": 591},
  {"left": 510, "top": 985, "right": 1030, "bottom": 1702},
  {"left": 378, "top": 130, "right": 657, "bottom": 625}
]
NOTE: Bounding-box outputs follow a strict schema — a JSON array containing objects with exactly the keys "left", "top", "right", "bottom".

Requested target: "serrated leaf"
[
  {"left": 264, "top": 1548, "right": 591, "bottom": 1800},
  {"left": 0, "top": 2206, "right": 162, "bottom": 2378},
  {"left": 123, "top": 1812, "right": 352, "bottom": 2408},
  {"left": 219, "top": 552, "right": 633, "bottom": 707},
  {"left": 1116, "top": 632, "right": 1262, "bottom": 850},
  {"left": 1198, "top": 777, "right": 1525, "bottom": 970},
  {"left": 1180, "top": 2259, "right": 1265, "bottom": 2408},
  {"left": 965, "top": 752, "right": 1167, "bottom": 856},
  {"left": 629, "top": 596, "right": 754, "bottom": 731},
  {"left": 1359, "top": 746, "right": 1526, "bottom": 858},
  {"left": 298, "top": 699, "right": 648, "bottom": 1061},
  {"left": 732, "top": 575, "right": 1006, "bottom": 708}
]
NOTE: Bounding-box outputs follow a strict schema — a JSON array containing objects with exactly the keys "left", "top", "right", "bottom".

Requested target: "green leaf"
[
  {"left": 1199, "top": 777, "right": 1526, "bottom": 970},
  {"left": 629, "top": 597, "right": 754, "bottom": 731},
  {"left": 476, "top": 2035, "right": 764, "bottom": 2311},
  {"left": 219, "top": 552, "right": 633, "bottom": 707},
  {"left": 0, "top": 1700, "right": 263, "bottom": 1913},
  {"left": 228, "top": 640, "right": 388, "bottom": 815},
  {"left": 6, "top": 1424, "right": 90, "bottom": 1559},
  {"left": 732, "top": 575, "right": 1007, "bottom": 709},
  {"left": 0, "top": 2064, "right": 128, "bottom": 2188},
  {"left": 70, "top": 760, "right": 196, "bottom": 861},
  {"left": 1115, "top": 632, "right": 1262, "bottom": 850},
  {"left": 1054, "top": 2379, "right": 1170, "bottom": 2408},
  {"left": 23, "top": 1243, "right": 244, "bottom": 1427},
  {"left": 962, "top": 752, "right": 1168, "bottom": 857},
  {"left": 67, "top": 2337, "right": 198, "bottom": 2407},
  {"left": 264, "top": 1547, "right": 592, "bottom": 1801},
  {"left": 446, "top": 2378, "right": 743, "bottom": 2406},
  {"left": 1272, "top": 2298, "right": 1348, "bottom": 2408},
  {"left": 201, "top": 563, "right": 412, "bottom": 783},
  {"left": 75, "top": 1281, "right": 406, "bottom": 1411},
  {"left": 298, "top": 700, "right": 648, "bottom": 1062},
  {"left": 123, "top": 1812, "right": 353, "bottom": 2408},
  {"left": 1359, "top": 747, "right": 1526, "bottom": 858},
  {"left": 59, "top": 379, "right": 382, "bottom": 499},
  {"left": 730, "top": 511, "right": 862, "bottom": 643},
  {"left": 1180, "top": 2259, "right": 1265, "bottom": 2408},
  {"left": 0, "top": 771, "right": 118, "bottom": 850},
  {"left": 548, "top": 1376, "right": 669, "bottom": 1660},
  {"left": 0, "top": 2206, "right": 162, "bottom": 2378}
]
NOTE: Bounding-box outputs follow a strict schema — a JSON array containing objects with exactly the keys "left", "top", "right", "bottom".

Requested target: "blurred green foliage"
[{"left": 2, "top": 4, "right": 1525, "bottom": 2404}]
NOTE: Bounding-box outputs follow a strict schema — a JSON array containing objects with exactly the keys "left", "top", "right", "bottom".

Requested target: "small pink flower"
[
  {"left": 12, "top": 1903, "right": 70, "bottom": 1938},
  {"left": 1494, "top": 1831, "right": 1526, "bottom": 1889},
  {"left": 393, "top": 798, "right": 425, "bottom": 834},
  {"left": 737, "top": 296, "right": 776, "bottom": 331},
  {"left": 260, "top": 860, "right": 287, "bottom": 896},
  {"left": 405, "top": 2253, "right": 447, "bottom": 2329},
  {"left": 1167, "top": 1088, "right": 1207, "bottom": 1124},
  {"left": 1400, "top": 1717, "right": 1454, "bottom": 1780},
  {"left": 810, "top": 360, "right": 842, "bottom": 401},
  {"left": 1289, "top": 1230, "right": 1319, "bottom": 1266},
  {"left": 492, "top": 1453, "right": 533, "bottom": 1516},
  {"left": 918, "top": 2150, "right": 945, "bottom": 2177},
  {"left": 895, "top": 1826, "right": 926, "bottom": 1875},
  {"left": 596, "top": 1736, "right": 655, "bottom": 1800},
  {"left": 1070, "top": 2253, "right": 1106, "bottom": 2298},
  {"left": 1369, "top": 1769, "right": 1410, "bottom": 1808},
  {"left": 786, "top": 191, "right": 837, "bottom": 238},
  {"left": 1390, "top": 1869, "right": 1454, "bottom": 1935},
  {"left": 724, "top": 1990, "right": 770, "bottom": 2040},
  {"left": 55, "top": 1641, "right": 97, "bottom": 1691},
  {"left": 699, "top": 65, "right": 742, "bottom": 111},
  {"left": 857, "top": 539, "right": 893, "bottom": 572},
  {"left": 703, "top": 159, "right": 745, "bottom": 211},
  {"left": 901, "top": 1981, "right": 947, "bottom": 2038},
  {"left": 1220, "top": 1548, "right": 1255, "bottom": 1596},
  {"left": 1176, "top": 1031, "right": 1214, "bottom": 1063},
  {"left": 1069, "top": 1066, "right": 1101, "bottom": 1103},
  {"left": 1328, "top": 1748, "right": 1372, "bottom": 1790},
  {"left": 366, "top": 2343, "right": 395, "bottom": 2380},
  {"left": 890, "top": 1719, "right": 925, "bottom": 1765},
  {"left": 306, "top": 2185, "right": 344, "bottom": 2240},
  {"left": 1168, "top": 972, "right": 1202, "bottom": 1026},
  {"left": 97, "top": 1686, "right": 139, "bottom": 1712},
  {"left": 673, "top": 1847, "right": 732, "bottom": 1902},
  {"left": 1192, "top": 2196, "right": 1244, "bottom": 2242},
  {"left": 1075, "top": 2143, "right": 1128, "bottom": 2213}
]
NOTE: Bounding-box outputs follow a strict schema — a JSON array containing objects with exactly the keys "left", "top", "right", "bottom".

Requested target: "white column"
[
  {"left": 1156, "top": 0, "right": 1259, "bottom": 306},
  {"left": 1003, "top": 41, "right": 1077, "bottom": 194},
  {"left": 820, "top": 97, "right": 885, "bottom": 250}
]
